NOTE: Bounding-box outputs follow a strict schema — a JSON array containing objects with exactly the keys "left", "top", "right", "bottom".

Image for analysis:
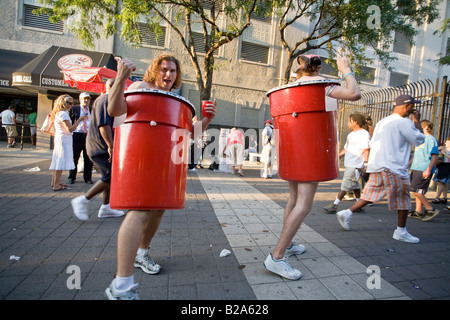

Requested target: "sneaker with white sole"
[
  {"left": 105, "top": 281, "right": 140, "bottom": 300},
  {"left": 263, "top": 254, "right": 302, "bottom": 280},
  {"left": 421, "top": 209, "right": 439, "bottom": 222},
  {"left": 98, "top": 204, "right": 125, "bottom": 219},
  {"left": 392, "top": 229, "right": 420, "bottom": 243},
  {"left": 71, "top": 196, "right": 89, "bottom": 221},
  {"left": 337, "top": 209, "right": 352, "bottom": 231},
  {"left": 323, "top": 203, "right": 338, "bottom": 213},
  {"left": 134, "top": 251, "right": 161, "bottom": 274},
  {"left": 285, "top": 243, "right": 306, "bottom": 257}
]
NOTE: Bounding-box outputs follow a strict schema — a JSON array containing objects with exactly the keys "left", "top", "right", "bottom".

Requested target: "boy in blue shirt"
[{"left": 409, "top": 120, "right": 440, "bottom": 221}]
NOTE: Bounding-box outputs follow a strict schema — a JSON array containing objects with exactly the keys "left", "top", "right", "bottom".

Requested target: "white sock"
[
  {"left": 114, "top": 275, "right": 135, "bottom": 292},
  {"left": 137, "top": 248, "right": 148, "bottom": 256},
  {"left": 355, "top": 198, "right": 360, "bottom": 202},
  {"left": 334, "top": 198, "right": 341, "bottom": 205},
  {"left": 396, "top": 226, "right": 406, "bottom": 233}
]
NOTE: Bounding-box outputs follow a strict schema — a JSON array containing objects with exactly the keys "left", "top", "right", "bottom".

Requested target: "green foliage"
[{"left": 37, "top": 0, "right": 442, "bottom": 90}]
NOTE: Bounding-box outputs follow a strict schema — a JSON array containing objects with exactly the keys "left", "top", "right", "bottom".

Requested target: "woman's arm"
[
  {"left": 62, "top": 115, "right": 86, "bottom": 133},
  {"left": 328, "top": 56, "right": 361, "bottom": 101}
]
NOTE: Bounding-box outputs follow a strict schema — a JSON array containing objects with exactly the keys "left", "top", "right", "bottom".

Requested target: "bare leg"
[
  {"left": 117, "top": 210, "right": 152, "bottom": 277},
  {"left": 272, "top": 182, "right": 319, "bottom": 259},
  {"left": 139, "top": 210, "right": 165, "bottom": 249},
  {"left": 52, "top": 170, "right": 63, "bottom": 190},
  {"left": 398, "top": 210, "right": 408, "bottom": 228},
  {"left": 412, "top": 192, "right": 433, "bottom": 211},
  {"left": 84, "top": 180, "right": 110, "bottom": 204}
]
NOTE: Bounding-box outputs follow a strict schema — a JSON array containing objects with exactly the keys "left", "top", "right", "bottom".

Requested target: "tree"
[
  {"left": 273, "top": 0, "right": 441, "bottom": 84},
  {"left": 37, "top": 0, "right": 273, "bottom": 101},
  {"left": 435, "top": 17, "right": 450, "bottom": 65}
]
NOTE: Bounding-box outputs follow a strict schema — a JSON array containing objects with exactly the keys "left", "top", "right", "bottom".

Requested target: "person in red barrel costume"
[
  {"left": 263, "top": 54, "right": 362, "bottom": 280},
  {"left": 105, "top": 54, "right": 217, "bottom": 300}
]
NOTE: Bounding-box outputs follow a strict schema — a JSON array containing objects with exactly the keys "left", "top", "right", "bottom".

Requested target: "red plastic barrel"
[
  {"left": 266, "top": 79, "right": 341, "bottom": 182},
  {"left": 110, "top": 89, "right": 196, "bottom": 210}
]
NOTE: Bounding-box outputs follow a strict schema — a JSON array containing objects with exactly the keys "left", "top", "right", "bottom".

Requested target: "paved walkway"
[{"left": 0, "top": 143, "right": 449, "bottom": 300}]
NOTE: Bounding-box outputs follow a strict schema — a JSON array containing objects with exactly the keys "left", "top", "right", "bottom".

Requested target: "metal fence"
[{"left": 338, "top": 76, "right": 450, "bottom": 148}]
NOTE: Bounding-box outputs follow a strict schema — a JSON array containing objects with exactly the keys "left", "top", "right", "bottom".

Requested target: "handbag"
[{"left": 40, "top": 113, "right": 55, "bottom": 136}]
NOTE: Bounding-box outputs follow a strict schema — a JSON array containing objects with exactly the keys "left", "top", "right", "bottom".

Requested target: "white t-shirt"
[
  {"left": 367, "top": 114, "right": 424, "bottom": 178},
  {"left": 344, "top": 129, "right": 371, "bottom": 168},
  {"left": 0, "top": 109, "right": 15, "bottom": 127}
]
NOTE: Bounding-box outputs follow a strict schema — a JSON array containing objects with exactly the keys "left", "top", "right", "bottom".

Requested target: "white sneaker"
[
  {"left": 393, "top": 229, "right": 420, "bottom": 243},
  {"left": 134, "top": 251, "right": 161, "bottom": 274},
  {"left": 98, "top": 204, "right": 125, "bottom": 219},
  {"left": 337, "top": 209, "right": 352, "bottom": 231},
  {"left": 71, "top": 196, "right": 89, "bottom": 221},
  {"left": 285, "top": 243, "right": 306, "bottom": 257},
  {"left": 263, "top": 254, "right": 302, "bottom": 280},
  {"left": 105, "top": 280, "right": 140, "bottom": 300}
]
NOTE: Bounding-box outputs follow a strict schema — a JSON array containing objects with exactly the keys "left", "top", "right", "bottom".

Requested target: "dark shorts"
[
  {"left": 90, "top": 153, "right": 111, "bottom": 183},
  {"left": 409, "top": 170, "right": 432, "bottom": 194}
]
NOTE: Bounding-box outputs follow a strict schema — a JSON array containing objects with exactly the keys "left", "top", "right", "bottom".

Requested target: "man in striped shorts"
[{"left": 336, "top": 94, "right": 425, "bottom": 243}]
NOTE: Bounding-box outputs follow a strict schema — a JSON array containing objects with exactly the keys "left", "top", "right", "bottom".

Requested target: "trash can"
[
  {"left": 266, "top": 79, "right": 340, "bottom": 182},
  {"left": 110, "top": 88, "right": 196, "bottom": 210}
]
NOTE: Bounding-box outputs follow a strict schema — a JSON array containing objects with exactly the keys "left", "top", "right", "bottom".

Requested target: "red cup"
[{"left": 202, "top": 100, "right": 213, "bottom": 117}]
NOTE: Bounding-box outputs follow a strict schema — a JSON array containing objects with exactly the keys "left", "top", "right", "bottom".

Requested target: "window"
[
  {"left": 137, "top": 23, "right": 166, "bottom": 47},
  {"left": 192, "top": 32, "right": 206, "bottom": 54},
  {"left": 393, "top": 32, "right": 412, "bottom": 56},
  {"left": 320, "top": 57, "right": 336, "bottom": 76},
  {"left": 356, "top": 66, "right": 376, "bottom": 84},
  {"left": 389, "top": 72, "right": 409, "bottom": 87},
  {"left": 240, "top": 41, "right": 269, "bottom": 64},
  {"left": 240, "top": 14, "right": 272, "bottom": 64},
  {"left": 23, "top": 4, "right": 64, "bottom": 32}
]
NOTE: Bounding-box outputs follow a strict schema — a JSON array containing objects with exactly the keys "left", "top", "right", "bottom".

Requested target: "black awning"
[
  {"left": 0, "top": 49, "right": 38, "bottom": 88},
  {"left": 12, "top": 46, "right": 117, "bottom": 91}
]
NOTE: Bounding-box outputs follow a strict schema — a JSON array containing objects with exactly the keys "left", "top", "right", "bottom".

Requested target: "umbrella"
[{"left": 62, "top": 67, "right": 133, "bottom": 93}]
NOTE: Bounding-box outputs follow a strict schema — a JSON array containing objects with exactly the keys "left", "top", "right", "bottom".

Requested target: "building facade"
[{"left": 0, "top": 0, "right": 449, "bottom": 148}]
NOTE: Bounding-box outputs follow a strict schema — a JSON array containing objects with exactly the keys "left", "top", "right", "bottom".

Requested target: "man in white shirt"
[
  {"left": 324, "top": 113, "right": 370, "bottom": 213},
  {"left": 69, "top": 92, "right": 94, "bottom": 184},
  {"left": 337, "top": 94, "right": 424, "bottom": 243},
  {"left": 0, "top": 105, "right": 17, "bottom": 148}
]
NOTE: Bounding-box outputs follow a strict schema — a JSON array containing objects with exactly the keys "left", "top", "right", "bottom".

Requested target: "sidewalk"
[{"left": 0, "top": 143, "right": 449, "bottom": 300}]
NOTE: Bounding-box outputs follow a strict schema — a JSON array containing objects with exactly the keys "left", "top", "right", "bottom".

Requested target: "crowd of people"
[{"left": 1, "top": 51, "right": 449, "bottom": 299}]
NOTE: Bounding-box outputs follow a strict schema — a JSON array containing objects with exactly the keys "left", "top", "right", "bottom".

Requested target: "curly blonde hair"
[
  {"left": 143, "top": 54, "right": 182, "bottom": 89},
  {"left": 51, "top": 94, "right": 73, "bottom": 116}
]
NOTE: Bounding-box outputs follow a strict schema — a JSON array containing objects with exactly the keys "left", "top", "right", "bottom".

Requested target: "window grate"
[{"left": 23, "top": 4, "right": 64, "bottom": 32}]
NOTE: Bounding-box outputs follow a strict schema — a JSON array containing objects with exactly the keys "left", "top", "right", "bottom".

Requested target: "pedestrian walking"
[
  {"left": 104, "top": 54, "right": 217, "bottom": 300},
  {"left": 49, "top": 95, "right": 86, "bottom": 191},
  {"left": 408, "top": 120, "right": 440, "bottom": 221},
  {"left": 1, "top": 105, "right": 18, "bottom": 148},
  {"left": 71, "top": 79, "right": 125, "bottom": 221},
  {"left": 336, "top": 94, "right": 425, "bottom": 243},
  {"left": 432, "top": 136, "right": 450, "bottom": 205},
  {"left": 261, "top": 119, "right": 275, "bottom": 179},
  {"left": 68, "top": 92, "right": 94, "bottom": 184},
  {"left": 264, "top": 54, "right": 361, "bottom": 280},
  {"left": 224, "top": 127, "right": 245, "bottom": 176},
  {"left": 323, "top": 113, "right": 370, "bottom": 213}
]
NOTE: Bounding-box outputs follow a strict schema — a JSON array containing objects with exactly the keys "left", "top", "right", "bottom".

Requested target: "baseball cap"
[
  {"left": 79, "top": 92, "right": 91, "bottom": 99},
  {"left": 394, "top": 94, "right": 420, "bottom": 106},
  {"left": 265, "top": 119, "right": 273, "bottom": 125}
]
